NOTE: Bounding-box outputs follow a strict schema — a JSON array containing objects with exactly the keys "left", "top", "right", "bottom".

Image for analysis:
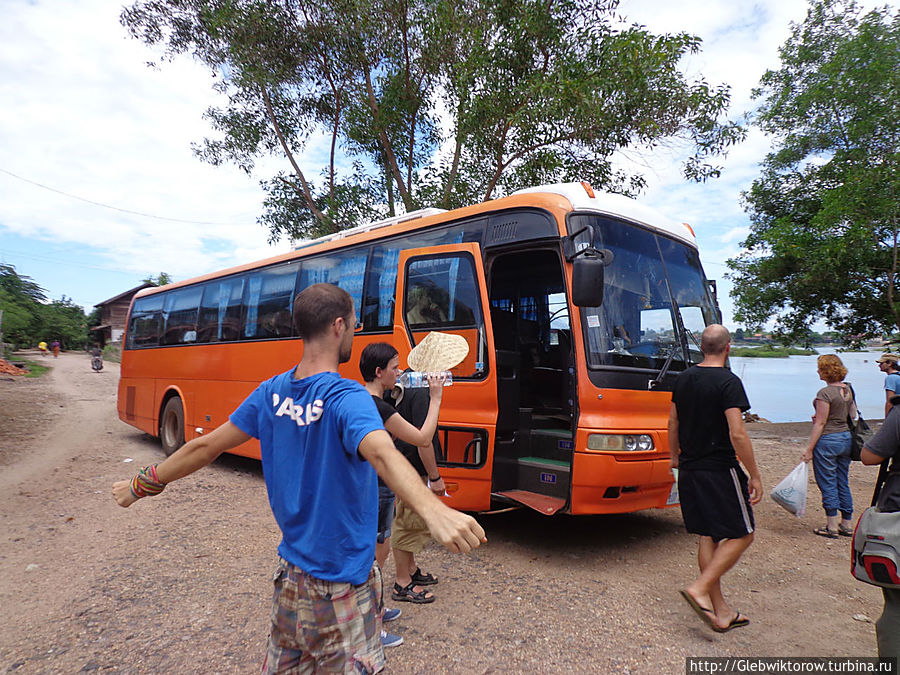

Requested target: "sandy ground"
[{"left": 0, "top": 350, "right": 889, "bottom": 674}]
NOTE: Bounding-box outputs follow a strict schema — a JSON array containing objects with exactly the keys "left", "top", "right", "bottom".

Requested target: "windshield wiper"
[
  {"left": 648, "top": 341, "right": 682, "bottom": 390},
  {"left": 649, "top": 298, "right": 692, "bottom": 390}
]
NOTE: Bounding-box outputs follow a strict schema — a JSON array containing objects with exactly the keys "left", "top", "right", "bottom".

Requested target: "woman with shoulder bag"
[{"left": 800, "top": 354, "right": 854, "bottom": 538}]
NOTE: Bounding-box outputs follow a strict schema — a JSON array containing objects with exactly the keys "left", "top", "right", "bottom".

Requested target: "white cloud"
[
  {"left": 0, "top": 0, "right": 295, "bottom": 291},
  {"left": 1, "top": 0, "right": 884, "bottom": 321},
  {"left": 719, "top": 226, "right": 751, "bottom": 245}
]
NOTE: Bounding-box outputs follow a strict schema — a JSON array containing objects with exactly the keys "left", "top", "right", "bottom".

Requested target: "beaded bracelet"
[{"left": 130, "top": 463, "right": 167, "bottom": 499}]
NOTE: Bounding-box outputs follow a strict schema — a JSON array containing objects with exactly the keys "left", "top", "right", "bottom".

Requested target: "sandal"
[
  {"left": 410, "top": 567, "right": 438, "bottom": 586},
  {"left": 838, "top": 525, "right": 854, "bottom": 537},
  {"left": 814, "top": 527, "right": 839, "bottom": 539},
  {"left": 391, "top": 581, "right": 435, "bottom": 604},
  {"left": 712, "top": 612, "right": 750, "bottom": 633}
]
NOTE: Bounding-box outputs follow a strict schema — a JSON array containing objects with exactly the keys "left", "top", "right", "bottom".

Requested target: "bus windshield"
[{"left": 568, "top": 214, "right": 718, "bottom": 370}]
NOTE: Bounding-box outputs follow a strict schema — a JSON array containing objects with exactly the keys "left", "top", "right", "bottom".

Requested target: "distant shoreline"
[{"left": 730, "top": 346, "right": 817, "bottom": 358}]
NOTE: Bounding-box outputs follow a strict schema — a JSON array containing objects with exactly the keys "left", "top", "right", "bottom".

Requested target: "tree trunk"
[{"left": 261, "top": 89, "right": 334, "bottom": 232}]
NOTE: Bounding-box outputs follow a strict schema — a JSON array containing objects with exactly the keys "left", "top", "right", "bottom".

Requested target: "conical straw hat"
[{"left": 407, "top": 331, "right": 469, "bottom": 372}]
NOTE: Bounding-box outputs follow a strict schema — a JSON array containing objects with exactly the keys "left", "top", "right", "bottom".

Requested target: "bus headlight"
[{"left": 587, "top": 434, "right": 655, "bottom": 452}]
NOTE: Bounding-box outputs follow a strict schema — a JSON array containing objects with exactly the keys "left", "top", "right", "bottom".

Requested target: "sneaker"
[
  {"left": 381, "top": 630, "right": 403, "bottom": 648},
  {"left": 383, "top": 607, "right": 402, "bottom": 622}
]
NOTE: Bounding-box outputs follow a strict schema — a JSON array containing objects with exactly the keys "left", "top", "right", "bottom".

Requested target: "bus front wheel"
[{"left": 160, "top": 397, "right": 185, "bottom": 456}]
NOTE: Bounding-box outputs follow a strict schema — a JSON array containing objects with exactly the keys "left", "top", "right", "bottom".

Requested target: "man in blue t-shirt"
[
  {"left": 668, "top": 324, "right": 763, "bottom": 634},
  {"left": 877, "top": 353, "right": 900, "bottom": 417},
  {"left": 113, "top": 283, "right": 486, "bottom": 674}
]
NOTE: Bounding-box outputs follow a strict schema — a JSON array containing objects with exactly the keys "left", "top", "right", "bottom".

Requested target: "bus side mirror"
[{"left": 571, "top": 248, "right": 613, "bottom": 307}]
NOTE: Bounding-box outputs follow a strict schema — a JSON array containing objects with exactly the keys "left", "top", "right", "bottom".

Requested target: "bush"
[{"left": 102, "top": 343, "right": 121, "bottom": 363}]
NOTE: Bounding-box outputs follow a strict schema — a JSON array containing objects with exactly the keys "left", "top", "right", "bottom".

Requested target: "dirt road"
[{"left": 0, "top": 351, "right": 889, "bottom": 674}]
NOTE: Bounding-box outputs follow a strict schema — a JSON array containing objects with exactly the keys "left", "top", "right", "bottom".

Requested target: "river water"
[{"left": 730, "top": 348, "right": 888, "bottom": 423}]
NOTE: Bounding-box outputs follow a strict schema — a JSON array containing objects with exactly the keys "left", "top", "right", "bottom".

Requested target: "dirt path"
[{"left": 0, "top": 351, "right": 889, "bottom": 674}]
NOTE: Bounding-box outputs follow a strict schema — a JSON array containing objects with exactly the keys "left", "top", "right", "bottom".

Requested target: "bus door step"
[
  {"left": 517, "top": 456, "right": 570, "bottom": 499},
  {"left": 492, "top": 490, "right": 566, "bottom": 515}
]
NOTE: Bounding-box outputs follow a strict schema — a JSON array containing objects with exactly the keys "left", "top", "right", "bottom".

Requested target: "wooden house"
[{"left": 90, "top": 282, "right": 155, "bottom": 346}]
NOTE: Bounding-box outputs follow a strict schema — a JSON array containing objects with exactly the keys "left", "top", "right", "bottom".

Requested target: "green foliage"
[
  {"left": 121, "top": 0, "right": 744, "bottom": 242},
  {"left": 142, "top": 272, "right": 172, "bottom": 286},
  {"left": 0, "top": 264, "right": 46, "bottom": 347},
  {"left": 0, "top": 265, "right": 89, "bottom": 349},
  {"left": 103, "top": 343, "right": 122, "bottom": 364},
  {"left": 730, "top": 345, "right": 818, "bottom": 358},
  {"left": 39, "top": 297, "right": 90, "bottom": 350},
  {"left": 728, "top": 0, "right": 900, "bottom": 343}
]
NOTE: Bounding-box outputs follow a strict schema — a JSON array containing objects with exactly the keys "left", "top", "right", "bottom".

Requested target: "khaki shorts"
[{"left": 391, "top": 490, "right": 431, "bottom": 554}]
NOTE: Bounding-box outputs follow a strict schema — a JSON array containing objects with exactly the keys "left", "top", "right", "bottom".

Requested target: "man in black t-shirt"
[
  {"left": 860, "top": 411, "right": 900, "bottom": 659},
  {"left": 668, "top": 324, "right": 763, "bottom": 633}
]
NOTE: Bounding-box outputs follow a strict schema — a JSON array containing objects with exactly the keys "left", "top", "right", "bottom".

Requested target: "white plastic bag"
[{"left": 770, "top": 462, "right": 808, "bottom": 518}]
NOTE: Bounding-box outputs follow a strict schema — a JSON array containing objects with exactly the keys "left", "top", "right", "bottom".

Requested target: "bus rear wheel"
[{"left": 160, "top": 397, "right": 185, "bottom": 456}]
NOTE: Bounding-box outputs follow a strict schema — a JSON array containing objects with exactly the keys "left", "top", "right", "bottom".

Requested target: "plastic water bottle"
[{"left": 398, "top": 371, "right": 454, "bottom": 388}]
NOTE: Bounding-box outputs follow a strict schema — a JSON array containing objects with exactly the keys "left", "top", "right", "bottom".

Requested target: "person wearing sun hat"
[
  {"left": 358, "top": 341, "right": 448, "bottom": 647},
  {"left": 390, "top": 332, "right": 469, "bottom": 605},
  {"left": 877, "top": 353, "right": 900, "bottom": 417}
]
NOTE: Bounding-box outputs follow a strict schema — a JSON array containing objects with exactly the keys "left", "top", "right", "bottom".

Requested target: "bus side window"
[
  {"left": 363, "top": 244, "right": 400, "bottom": 331},
  {"left": 363, "top": 221, "right": 484, "bottom": 332},
  {"left": 197, "top": 277, "right": 245, "bottom": 343},
  {"left": 298, "top": 251, "right": 367, "bottom": 329},
  {"left": 160, "top": 287, "right": 202, "bottom": 345},
  {"left": 243, "top": 263, "right": 300, "bottom": 339},
  {"left": 404, "top": 254, "right": 484, "bottom": 377},
  {"left": 127, "top": 295, "right": 164, "bottom": 349}
]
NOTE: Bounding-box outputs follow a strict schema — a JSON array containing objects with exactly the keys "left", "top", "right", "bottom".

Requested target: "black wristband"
[{"left": 429, "top": 475, "right": 441, "bottom": 482}]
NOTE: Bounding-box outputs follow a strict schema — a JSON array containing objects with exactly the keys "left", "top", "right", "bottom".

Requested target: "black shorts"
[{"left": 678, "top": 467, "right": 755, "bottom": 542}]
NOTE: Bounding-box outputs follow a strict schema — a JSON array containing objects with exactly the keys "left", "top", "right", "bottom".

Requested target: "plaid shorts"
[{"left": 261, "top": 558, "right": 385, "bottom": 674}]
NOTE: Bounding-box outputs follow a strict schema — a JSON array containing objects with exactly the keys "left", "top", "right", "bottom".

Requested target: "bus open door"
[{"left": 394, "top": 244, "right": 496, "bottom": 512}]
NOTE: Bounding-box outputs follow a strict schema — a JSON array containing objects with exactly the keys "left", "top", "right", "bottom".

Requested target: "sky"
[{"left": 0, "top": 0, "right": 883, "bottom": 324}]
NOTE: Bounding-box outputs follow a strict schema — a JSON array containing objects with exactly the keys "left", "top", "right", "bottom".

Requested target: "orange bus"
[{"left": 118, "top": 182, "right": 720, "bottom": 515}]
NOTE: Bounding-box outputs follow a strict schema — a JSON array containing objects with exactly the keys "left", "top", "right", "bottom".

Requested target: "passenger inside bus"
[{"left": 406, "top": 284, "right": 449, "bottom": 326}]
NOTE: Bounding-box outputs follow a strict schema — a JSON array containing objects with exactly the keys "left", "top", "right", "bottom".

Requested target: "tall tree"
[
  {"left": 39, "top": 297, "right": 89, "bottom": 350},
  {"left": 121, "top": 0, "right": 744, "bottom": 242},
  {"left": 0, "top": 264, "right": 46, "bottom": 347},
  {"left": 728, "top": 0, "right": 900, "bottom": 342},
  {"left": 0, "top": 265, "right": 89, "bottom": 349}
]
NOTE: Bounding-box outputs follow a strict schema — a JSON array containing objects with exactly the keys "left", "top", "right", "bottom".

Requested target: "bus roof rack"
[{"left": 293, "top": 207, "right": 448, "bottom": 250}]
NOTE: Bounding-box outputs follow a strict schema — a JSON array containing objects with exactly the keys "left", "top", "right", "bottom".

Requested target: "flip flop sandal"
[
  {"left": 391, "top": 581, "right": 435, "bottom": 604},
  {"left": 814, "top": 527, "right": 839, "bottom": 539},
  {"left": 679, "top": 590, "right": 716, "bottom": 630},
  {"left": 837, "top": 526, "right": 854, "bottom": 537},
  {"left": 410, "top": 567, "right": 438, "bottom": 586},
  {"left": 712, "top": 613, "right": 750, "bottom": 633}
]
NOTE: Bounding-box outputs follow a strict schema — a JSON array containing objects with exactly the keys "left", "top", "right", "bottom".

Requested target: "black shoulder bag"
[{"left": 846, "top": 383, "right": 872, "bottom": 462}]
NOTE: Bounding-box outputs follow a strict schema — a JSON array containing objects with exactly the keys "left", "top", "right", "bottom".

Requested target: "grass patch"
[
  {"left": 18, "top": 359, "right": 52, "bottom": 377},
  {"left": 730, "top": 346, "right": 818, "bottom": 358},
  {"left": 102, "top": 343, "right": 121, "bottom": 364}
]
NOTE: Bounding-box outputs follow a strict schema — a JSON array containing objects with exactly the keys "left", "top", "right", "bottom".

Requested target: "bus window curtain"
[
  {"left": 379, "top": 248, "right": 400, "bottom": 326},
  {"left": 245, "top": 276, "right": 262, "bottom": 337},
  {"left": 338, "top": 255, "right": 366, "bottom": 325}
]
